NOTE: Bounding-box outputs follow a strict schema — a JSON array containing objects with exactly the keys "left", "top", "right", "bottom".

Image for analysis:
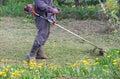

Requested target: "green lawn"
[
  {"left": 0, "top": 17, "right": 120, "bottom": 64},
  {"left": 0, "top": 17, "right": 120, "bottom": 79}
]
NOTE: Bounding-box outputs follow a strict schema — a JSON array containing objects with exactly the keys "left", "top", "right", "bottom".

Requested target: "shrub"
[
  {"left": 58, "top": 5, "right": 100, "bottom": 20},
  {"left": 0, "top": 0, "right": 33, "bottom": 16}
]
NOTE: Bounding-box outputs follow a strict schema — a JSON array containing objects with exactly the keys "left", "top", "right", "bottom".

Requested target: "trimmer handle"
[{"left": 48, "top": 14, "right": 56, "bottom": 24}]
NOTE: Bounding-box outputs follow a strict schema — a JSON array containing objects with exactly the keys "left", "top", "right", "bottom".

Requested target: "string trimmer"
[{"left": 24, "top": 4, "right": 104, "bottom": 55}]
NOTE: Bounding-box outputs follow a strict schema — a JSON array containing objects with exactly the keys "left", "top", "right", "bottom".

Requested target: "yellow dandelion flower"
[
  {"left": 30, "top": 67, "right": 34, "bottom": 70},
  {"left": 1, "top": 59, "right": 5, "bottom": 62},
  {"left": 38, "top": 65, "right": 42, "bottom": 68},
  {"left": 118, "top": 68, "right": 120, "bottom": 71},
  {"left": 96, "top": 58, "right": 99, "bottom": 61},
  {"left": 104, "top": 50, "right": 108, "bottom": 53},
  {"left": 7, "top": 65, "right": 11, "bottom": 68},
  {"left": 33, "top": 77, "right": 36, "bottom": 79},
  {"left": 29, "top": 60, "right": 36, "bottom": 66},
  {"left": 75, "top": 60, "right": 80, "bottom": 63},
  {"left": 81, "top": 60, "right": 89, "bottom": 65},
  {"left": 88, "top": 5, "right": 93, "bottom": 9},
  {"left": 116, "top": 50, "right": 119, "bottom": 53},
  {"left": 15, "top": 70, "right": 19, "bottom": 73},
  {"left": 107, "top": 55, "right": 111, "bottom": 58},
  {"left": 35, "top": 70, "right": 40, "bottom": 75},
  {"left": 72, "top": 5, "right": 76, "bottom": 8},
  {"left": 113, "top": 62, "right": 117, "bottom": 65},
  {"left": 11, "top": 75, "right": 15, "bottom": 78},
  {"left": 0, "top": 72, "right": 2, "bottom": 75},
  {"left": 0, "top": 71, "right": 5, "bottom": 75},
  {"left": 5, "top": 68, "right": 9, "bottom": 71},
  {"left": 22, "top": 60, "right": 28, "bottom": 64},
  {"left": 113, "top": 59, "right": 117, "bottom": 63},
  {"left": 72, "top": 63, "right": 79, "bottom": 67},
  {"left": 11, "top": 72, "right": 15, "bottom": 76},
  {"left": 38, "top": 63, "right": 43, "bottom": 68},
  {"left": 82, "top": 6, "right": 84, "bottom": 9},
  {"left": 49, "top": 65, "right": 56, "bottom": 70},
  {"left": 20, "top": 70, "right": 26, "bottom": 73},
  {"left": 10, "top": 70, "right": 21, "bottom": 78},
  {"left": 104, "top": 65, "right": 108, "bottom": 67},
  {"left": 103, "top": 69, "right": 109, "bottom": 73},
  {"left": 3, "top": 73, "right": 7, "bottom": 77},
  {"left": 65, "top": 62, "right": 71, "bottom": 65},
  {"left": 16, "top": 73, "right": 21, "bottom": 77},
  {"left": 35, "top": 70, "right": 39, "bottom": 73}
]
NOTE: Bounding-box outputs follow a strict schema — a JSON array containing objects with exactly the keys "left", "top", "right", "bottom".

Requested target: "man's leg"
[
  {"left": 27, "top": 40, "right": 40, "bottom": 62},
  {"left": 36, "top": 21, "right": 50, "bottom": 59}
]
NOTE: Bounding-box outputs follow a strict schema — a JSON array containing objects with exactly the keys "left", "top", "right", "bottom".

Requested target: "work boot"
[{"left": 36, "top": 45, "right": 48, "bottom": 59}]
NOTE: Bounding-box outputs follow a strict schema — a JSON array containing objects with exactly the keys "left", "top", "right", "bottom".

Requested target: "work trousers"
[{"left": 29, "top": 16, "right": 50, "bottom": 54}]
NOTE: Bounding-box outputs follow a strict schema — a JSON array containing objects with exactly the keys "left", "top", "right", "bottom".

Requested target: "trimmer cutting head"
[
  {"left": 99, "top": 49, "right": 104, "bottom": 55},
  {"left": 90, "top": 47, "right": 104, "bottom": 56}
]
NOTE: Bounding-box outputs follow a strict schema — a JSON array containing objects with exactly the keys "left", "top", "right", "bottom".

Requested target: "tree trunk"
[
  {"left": 0, "top": 0, "right": 8, "bottom": 6},
  {"left": 118, "top": 0, "right": 120, "bottom": 4},
  {"left": 74, "top": 0, "right": 79, "bottom": 7},
  {"left": 57, "top": 0, "right": 65, "bottom": 6},
  {"left": 0, "top": 0, "right": 3, "bottom": 5}
]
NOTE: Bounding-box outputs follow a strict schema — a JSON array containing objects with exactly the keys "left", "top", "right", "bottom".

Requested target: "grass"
[
  {"left": 0, "top": 17, "right": 120, "bottom": 79},
  {"left": 0, "top": 49, "right": 120, "bottom": 79},
  {"left": 0, "top": 17, "right": 120, "bottom": 62}
]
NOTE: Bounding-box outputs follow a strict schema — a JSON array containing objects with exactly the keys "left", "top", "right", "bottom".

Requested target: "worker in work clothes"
[{"left": 27, "top": 0, "right": 60, "bottom": 61}]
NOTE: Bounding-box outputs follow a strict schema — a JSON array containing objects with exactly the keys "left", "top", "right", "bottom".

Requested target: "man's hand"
[{"left": 52, "top": 8, "right": 60, "bottom": 14}]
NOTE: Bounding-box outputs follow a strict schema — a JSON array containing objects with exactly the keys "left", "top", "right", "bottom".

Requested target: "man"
[{"left": 27, "top": 0, "right": 60, "bottom": 62}]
